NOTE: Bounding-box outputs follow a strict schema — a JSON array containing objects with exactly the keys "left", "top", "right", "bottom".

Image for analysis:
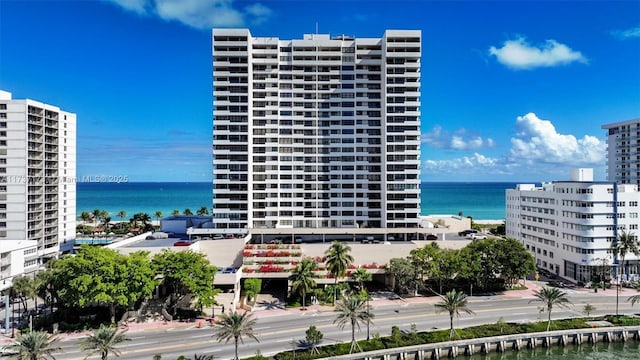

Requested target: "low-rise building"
[
  {"left": 0, "top": 240, "right": 38, "bottom": 292},
  {"left": 506, "top": 168, "right": 640, "bottom": 283}
]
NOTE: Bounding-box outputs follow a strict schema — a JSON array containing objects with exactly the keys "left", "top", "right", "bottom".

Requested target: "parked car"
[
  {"left": 547, "top": 280, "right": 566, "bottom": 288},
  {"left": 467, "top": 233, "right": 487, "bottom": 240},
  {"left": 458, "top": 229, "right": 478, "bottom": 237},
  {"left": 426, "top": 234, "right": 438, "bottom": 240},
  {"left": 173, "top": 241, "right": 193, "bottom": 247}
]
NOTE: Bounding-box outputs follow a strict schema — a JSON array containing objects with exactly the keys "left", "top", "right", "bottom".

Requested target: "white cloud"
[
  {"left": 509, "top": 112, "right": 605, "bottom": 166},
  {"left": 423, "top": 113, "right": 605, "bottom": 180},
  {"left": 423, "top": 153, "right": 505, "bottom": 175},
  {"left": 611, "top": 25, "right": 640, "bottom": 39},
  {"left": 422, "top": 125, "right": 495, "bottom": 150},
  {"left": 489, "top": 37, "right": 587, "bottom": 70},
  {"left": 106, "top": 0, "right": 272, "bottom": 29}
]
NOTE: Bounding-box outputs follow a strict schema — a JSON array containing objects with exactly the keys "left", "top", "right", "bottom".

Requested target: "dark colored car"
[
  {"left": 426, "top": 234, "right": 438, "bottom": 240},
  {"left": 547, "top": 280, "right": 566, "bottom": 288},
  {"left": 458, "top": 229, "right": 478, "bottom": 237}
]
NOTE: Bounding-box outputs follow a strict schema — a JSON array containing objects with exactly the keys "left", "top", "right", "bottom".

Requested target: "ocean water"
[
  {"left": 467, "top": 341, "right": 639, "bottom": 359},
  {"left": 77, "top": 182, "right": 515, "bottom": 220},
  {"left": 76, "top": 182, "right": 213, "bottom": 219},
  {"left": 420, "top": 182, "right": 518, "bottom": 220}
]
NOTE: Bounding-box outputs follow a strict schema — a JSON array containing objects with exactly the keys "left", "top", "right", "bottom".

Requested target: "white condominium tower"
[
  {"left": 602, "top": 118, "right": 640, "bottom": 187},
  {"left": 212, "top": 29, "right": 421, "bottom": 233},
  {"left": 0, "top": 90, "right": 76, "bottom": 272},
  {"left": 506, "top": 168, "right": 640, "bottom": 283}
]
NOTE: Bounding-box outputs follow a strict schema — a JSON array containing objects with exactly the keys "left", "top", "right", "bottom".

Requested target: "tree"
[
  {"left": 215, "top": 311, "right": 259, "bottom": 360},
  {"left": 350, "top": 268, "right": 372, "bottom": 293},
  {"left": 333, "top": 296, "right": 373, "bottom": 353},
  {"left": 130, "top": 212, "right": 152, "bottom": 232},
  {"left": 154, "top": 211, "right": 164, "bottom": 223},
  {"left": 289, "top": 258, "right": 317, "bottom": 309},
  {"left": 80, "top": 211, "right": 92, "bottom": 224},
  {"left": 325, "top": 241, "right": 353, "bottom": 303},
  {"left": 5, "top": 331, "right": 60, "bottom": 360},
  {"left": 52, "top": 246, "right": 156, "bottom": 323},
  {"left": 611, "top": 231, "right": 639, "bottom": 282},
  {"left": 183, "top": 208, "right": 193, "bottom": 216},
  {"left": 458, "top": 239, "right": 500, "bottom": 291},
  {"left": 116, "top": 210, "right": 127, "bottom": 221},
  {"left": 583, "top": 303, "right": 596, "bottom": 316},
  {"left": 409, "top": 242, "right": 440, "bottom": 295},
  {"left": 172, "top": 209, "right": 180, "bottom": 216},
  {"left": 432, "top": 248, "right": 461, "bottom": 294},
  {"left": 92, "top": 209, "right": 103, "bottom": 224},
  {"left": 80, "top": 325, "right": 129, "bottom": 360},
  {"left": 434, "top": 289, "right": 474, "bottom": 339},
  {"left": 11, "top": 275, "right": 35, "bottom": 314},
  {"left": 152, "top": 249, "right": 219, "bottom": 311},
  {"left": 495, "top": 238, "right": 537, "bottom": 287},
  {"left": 196, "top": 206, "right": 209, "bottom": 216},
  {"left": 386, "top": 258, "right": 419, "bottom": 295},
  {"left": 530, "top": 287, "right": 572, "bottom": 331},
  {"left": 305, "top": 325, "right": 323, "bottom": 355},
  {"left": 243, "top": 278, "right": 262, "bottom": 304}
]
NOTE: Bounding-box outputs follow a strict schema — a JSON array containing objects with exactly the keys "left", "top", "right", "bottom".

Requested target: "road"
[{"left": 53, "top": 293, "right": 637, "bottom": 360}]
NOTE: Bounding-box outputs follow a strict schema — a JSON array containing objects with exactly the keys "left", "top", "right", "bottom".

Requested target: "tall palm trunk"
[
  {"left": 449, "top": 313, "right": 454, "bottom": 338},
  {"left": 234, "top": 336, "right": 239, "bottom": 360},
  {"left": 333, "top": 277, "right": 338, "bottom": 304},
  {"left": 302, "top": 289, "right": 306, "bottom": 309},
  {"left": 547, "top": 309, "right": 552, "bottom": 331}
]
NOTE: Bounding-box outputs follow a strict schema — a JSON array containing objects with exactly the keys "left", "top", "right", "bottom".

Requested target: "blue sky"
[{"left": 1, "top": 0, "right": 639, "bottom": 182}]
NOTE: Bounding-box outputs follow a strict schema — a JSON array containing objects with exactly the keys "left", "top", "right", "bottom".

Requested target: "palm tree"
[
  {"left": 80, "top": 211, "right": 92, "bottom": 224},
  {"left": 80, "top": 325, "right": 129, "bottom": 360},
  {"left": 611, "top": 231, "right": 639, "bottom": 282},
  {"left": 172, "top": 209, "right": 180, "bottom": 216},
  {"left": 434, "top": 289, "right": 475, "bottom": 339},
  {"left": 350, "top": 268, "right": 373, "bottom": 339},
  {"left": 530, "top": 287, "right": 572, "bottom": 331},
  {"left": 92, "top": 209, "right": 102, "bottom": 224},
  {"left": 215, "top": 311, "right": 259, "bottom": 360},
  {"left": 289, "top": 258, "right": 318, "bottom": 310},
  {"left": 116, "top": 210, "right": 127, "bottom": 221},
  {"left": 196, "top": 206, "right": 209, "bottom": 216},
  {"left": 333, "top": 296, "right": 374, "bottom": 353},
  {"left": 154, "top": 211, "right": 163, "bottom": 224},
  {"left": 5, "top": 331, "right": 60, "bottom": 360},
  {"left": 325, "top": 241, "right": 354, "bottom": 303},
  {"left": 183, "top": 208, "right": 193, "bottom": 216},
  {"left": 350, "top": 268, "right": 372, "bottom": 293}
]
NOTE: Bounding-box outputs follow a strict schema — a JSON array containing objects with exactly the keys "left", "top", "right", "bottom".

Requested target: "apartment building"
[
  {"left": 506, "top": 168, "right": 640, "bottom": 283},
  {"left": 0, "top": 90, "right": 76, "bottom": 288},
  {"left": 211, "top": 29, "right": 421, "bottom": 234},
  {"left": 602, "top": 118, "right": 640, "bottom": 187}
]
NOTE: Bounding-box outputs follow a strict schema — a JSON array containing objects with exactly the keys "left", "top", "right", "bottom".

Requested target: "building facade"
[
  {"left": 211, "top": 29, "right": 421, "bottom": 234},
  {"left": 0, "top": 90, "right": 76, "bottom": 286},
  {"left": 602, "top": 118, "right": 640, "bottom": 187},
  {"left": 506, "top": 169, "right": 640, "bottom": 283}
]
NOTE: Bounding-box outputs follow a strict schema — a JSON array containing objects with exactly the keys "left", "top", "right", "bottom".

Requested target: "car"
[
  {"left": 294, "top": 237, "right": 303, "bottom": 243},
  {"left": 467, "top": 233, "right": 487, "bottom": 240},
  {"left": 173, "top": 241, "right": 193, "bottom": 247},
  {"left": 212, "top": 234, "right": 223, "bottom": 240},
  {"left": 547, "top": 280, "right": 566, "bottom": 288},
  {"left": 426, "top": 234, "right": 438, "bottom": 240},
  {"left": 458, "top": 229, "right": 478, "bottom": 237}
]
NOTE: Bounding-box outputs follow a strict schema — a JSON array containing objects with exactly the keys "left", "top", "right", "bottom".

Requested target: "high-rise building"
[
  {"left": 602, "top": 118, "right": 640, "bottom": 187},
  {"left": 211, "top": 29, "right": 421, "bottom": 234},
  {"left": 0, "top": 90, "right": 76, "bottom": 282},
  {"left": 506, "top": 168, "right": 640, "bottom": 283}
]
